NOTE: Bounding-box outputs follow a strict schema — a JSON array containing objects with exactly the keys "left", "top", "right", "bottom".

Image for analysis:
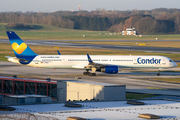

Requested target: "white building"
[
  {"left": 122, "top": 28, "right": 136, "bottom": 35},
  {"left": 57, "top": 80, "right": 126, "bottom": 102}
]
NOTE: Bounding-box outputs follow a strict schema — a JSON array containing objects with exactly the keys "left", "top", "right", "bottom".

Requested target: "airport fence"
[{"left": 0, "top": 111, "right": 59, "bottom": 120}]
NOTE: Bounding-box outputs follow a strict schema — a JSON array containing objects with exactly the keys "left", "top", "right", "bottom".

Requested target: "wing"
[{"left": 84, "top": 54, "right": 119, "bottom": 73}]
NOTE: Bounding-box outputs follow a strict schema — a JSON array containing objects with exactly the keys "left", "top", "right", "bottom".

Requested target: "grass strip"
[
  {"left": 151, "top": 78, "right": 180, "bottom": 83},
  {"left": 126, "top": 93, "right": 156, "bottom": 99}
]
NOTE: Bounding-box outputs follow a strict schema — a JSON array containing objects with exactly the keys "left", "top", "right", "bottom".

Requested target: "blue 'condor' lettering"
[{"left": 137, "top": 57, "right": 161, "bottom": 64}]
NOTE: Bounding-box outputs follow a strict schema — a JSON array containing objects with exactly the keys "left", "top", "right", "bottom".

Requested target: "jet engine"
[{"left": 101, "top": 66, "right": 119, "bottom": 74}]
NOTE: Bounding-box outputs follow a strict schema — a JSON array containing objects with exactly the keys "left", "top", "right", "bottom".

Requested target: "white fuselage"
[{"left": 8, "top": 55, "right": 177, "bottom": 69}]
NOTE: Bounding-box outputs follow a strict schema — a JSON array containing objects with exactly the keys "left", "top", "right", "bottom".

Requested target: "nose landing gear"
[{"left": 157, "top": 69, "right": 161, "bottom": 76}]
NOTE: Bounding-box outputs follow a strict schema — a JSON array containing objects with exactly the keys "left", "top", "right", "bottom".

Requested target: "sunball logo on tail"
[{"left": 12, "top": 42, "right": 27, "bottom": 54}]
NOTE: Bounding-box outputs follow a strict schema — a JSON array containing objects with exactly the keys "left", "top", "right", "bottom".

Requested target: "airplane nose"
[{"left": 173, "top": 62, "right": 177, "bottom": 67}]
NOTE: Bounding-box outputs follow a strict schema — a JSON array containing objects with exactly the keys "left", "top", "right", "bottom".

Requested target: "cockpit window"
[{"left": 169, "top": 60, "right": 173, "bottom": 62}]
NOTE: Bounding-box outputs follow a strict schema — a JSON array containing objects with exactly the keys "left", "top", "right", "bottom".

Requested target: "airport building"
[
  {"left": 2, "top": 95, "right": 51, "bottom": 105},
  {"left": 122, "top": 28, "right": 136, "bottom": 35},
  {"left": 0, "top": 76, "right": 126, "bottom": 103},
  {"left": 0, "top": 76, "right": 57, "bottom": 99},
  {"left": 57, "top": 80, "right": 126, "bottom": 102}
]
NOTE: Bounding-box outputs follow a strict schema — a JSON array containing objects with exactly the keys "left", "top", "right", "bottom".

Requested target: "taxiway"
[
  {"left": 1, "top": 61, "right": 180, "bottom": 96},
  {"left": 1, "top": 39, "right": 180, "bottom": 53}
]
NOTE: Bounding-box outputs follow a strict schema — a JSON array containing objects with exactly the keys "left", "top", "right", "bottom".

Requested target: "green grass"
[
  {"left": 126, "top": 93, "right": 156, "bottom": 99},
  {"left": 0, "top": 23, "right": 107, "bottom": 40},
  {"left": 151, "top": 78, "right": 180, "bottom": 83},
  {"left": 1, "top": 23, "right": 180, "bottom": 67},
  {"left": 1, "top": 23, "right": 180, "bottom": 40}
]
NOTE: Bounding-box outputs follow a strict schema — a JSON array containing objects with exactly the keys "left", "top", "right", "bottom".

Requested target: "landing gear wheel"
[
  {"left": 89, "top": 73, "right": 92, "bottom": 76},
  {"left": 157, "top": 73, "right": 161, "bottom": 76},
  {"left": 92, "top": 73, "right": 96, "bottom": 76},
  {"left": 83, "top": 72, "right": 90, "bottom": 75},
  {"left": 157, "top": 70, "right": 161, "bottom": 76},
  {"left": 89, "top": 73, "right": 96, "bottom": 76}
]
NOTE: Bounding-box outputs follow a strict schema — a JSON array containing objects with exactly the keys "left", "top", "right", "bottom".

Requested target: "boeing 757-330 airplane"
[{"left": 6, "top": 31, "right": 177, "bottom": 76}]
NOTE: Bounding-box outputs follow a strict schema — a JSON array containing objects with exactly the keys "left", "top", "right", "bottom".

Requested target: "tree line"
[
  {"left": 0, "top": 8, "right": 180, "bottom": 34},
  {"left": 0, "top": 12, "right": 74, "bottom": 29},
  {"left": 109, "top": 15, "right": 176, "bottom": 34},
  {"left": 64, "top": 16, "right": 128, "bottom": 31}
]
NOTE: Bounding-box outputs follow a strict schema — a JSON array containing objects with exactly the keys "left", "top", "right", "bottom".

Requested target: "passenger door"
[
  {"left": 162, "top": 59, "right": 166, "bottom": 66},
  {"left": 133, "top": 58, "right": 137, "bottom": 65},
  {"left": 35, "top": 58, "right": 39, "bottom": 64}
]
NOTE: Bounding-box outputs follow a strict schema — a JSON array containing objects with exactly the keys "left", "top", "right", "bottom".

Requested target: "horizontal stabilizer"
[{"left": 5, "top": 56, "right": 13, "bottom": 59}]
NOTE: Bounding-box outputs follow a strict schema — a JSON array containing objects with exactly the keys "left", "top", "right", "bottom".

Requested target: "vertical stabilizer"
[{"left": 6, "top": 31, "right": 37, "bottom": 62}]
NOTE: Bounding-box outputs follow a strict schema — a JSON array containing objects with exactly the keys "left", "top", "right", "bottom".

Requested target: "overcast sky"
[{"left": 0, "top": 0, "right": 180, "bottom": 12}]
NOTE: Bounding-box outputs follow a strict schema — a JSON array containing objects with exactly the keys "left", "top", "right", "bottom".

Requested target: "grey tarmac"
[
  {"left": 1, "top": 39, "right": 180, "bottom": 53},
  {"left": 1, "top": 61, "right": 180, "bottom": 96}
]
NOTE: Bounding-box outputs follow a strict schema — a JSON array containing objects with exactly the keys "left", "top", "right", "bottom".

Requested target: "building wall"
[
  {"left": 0, "top": 77, "right": 57, "bottom": 99},
  {"left": 41, "top": 97, "right": 51, "bottom": 103},
  {"left": 25, "top": 98, "right": 36, "bottom": 104},
  {"left": 0, "top": 96, "right": 2, "bottom": 105},
  {"left": 104, "top": 86, "right": 126, "bottom": 101},
  {"left": 3, "top": 97, "right": 18, "bottom": 105},
  {"left": 57, "top": 81, "right": 126, "bottom": 102},
  {"left": 122, "top": 31, "right": 136, "bottom": 35},
  {"left": 66, "top": 82, "right": 104, "bottom": 101},
  {"left": 57, "top": 81, "right": 67, "bottom": 102},
  {"left": 2, "top": 96, "right": 51, "bottom": 105}
]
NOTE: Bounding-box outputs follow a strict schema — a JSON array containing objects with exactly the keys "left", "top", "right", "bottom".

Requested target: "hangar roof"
[
  {"left": 12, "top": 100, "right": 180, "bottom": 120},
  {"left": 58, "top": 80, "right": 125, "bottom": 87}
]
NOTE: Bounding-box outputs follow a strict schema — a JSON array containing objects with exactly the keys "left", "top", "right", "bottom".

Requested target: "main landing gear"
[
  {"left": 157, "top": 73, "right": 160, "bottom": 76},
  {"left": 83, "top": 70, "right": 96, "bottom": 76},
  {"left": 157, "top": 69, "right": 161, "bottom": 76}
]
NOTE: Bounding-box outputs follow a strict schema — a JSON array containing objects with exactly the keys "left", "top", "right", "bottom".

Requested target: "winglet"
[
  {"left": 87, "top": 54, "right": 93, "bottom": 63},
  {"left": 57, "top": 50, "right": 61, "bottom": 55}
]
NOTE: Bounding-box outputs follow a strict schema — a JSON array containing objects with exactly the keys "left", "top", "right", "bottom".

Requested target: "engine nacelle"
[{"left": 101, "top": 66, "right": 119, "bottom": 74}]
